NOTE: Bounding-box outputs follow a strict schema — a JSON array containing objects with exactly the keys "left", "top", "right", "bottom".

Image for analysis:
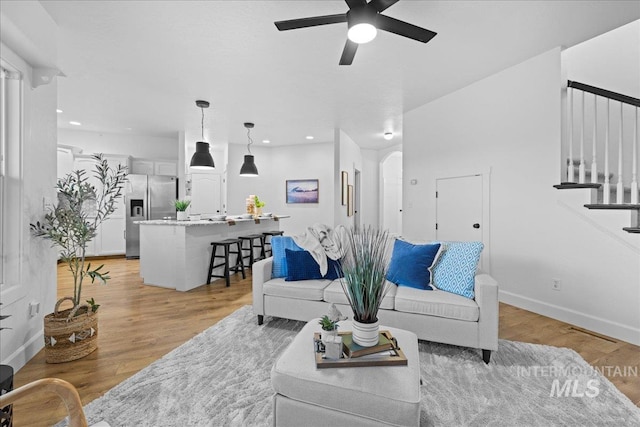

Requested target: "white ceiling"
[{"left": 41, "top": 1, "right": 639, "bottom": 150}]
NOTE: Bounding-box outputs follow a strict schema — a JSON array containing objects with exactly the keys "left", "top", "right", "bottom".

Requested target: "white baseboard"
[
  {"left": 500, "top": 291, "right": 640, "bottom": 346},
  {"left": 1, "top": 329, "right": 44, "bottom": 371}
]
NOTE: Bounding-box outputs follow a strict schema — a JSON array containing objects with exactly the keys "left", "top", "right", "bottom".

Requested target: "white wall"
[
  {"left": 58, "top": 128, "right": 179, "bottom": 160},
  {"left": 360, "top": 149, "right": 379, "bottom": 227},
  {"left": 334, "top": 130, "right": 362, "bottom": 229},
  {"left": 226, "top": 142, "right": 335, "bottom": 236},
  {"left": 563, "top": 20, "right": 640, "bottom": 98},
  {"left": 403, "top": 48, "right": 640, "bottom": 345},
  {"left": 0, "top": 3, "right": 59, "bottom": 369}
]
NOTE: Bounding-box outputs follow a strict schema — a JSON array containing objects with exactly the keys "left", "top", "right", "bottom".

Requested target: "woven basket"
[{"left": 44, "top": 297, "right": 98, "bottom": 364}]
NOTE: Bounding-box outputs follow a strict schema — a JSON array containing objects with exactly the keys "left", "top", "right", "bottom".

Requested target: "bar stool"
[
  {"left": 262, "top": 230, "right": 284, "bottom": 257},
  {"left": 238, "top": 234, "right": 266, "bottom": 266},
  {"left": 207, "top": 238, "right": 245, "bottom": 287}
]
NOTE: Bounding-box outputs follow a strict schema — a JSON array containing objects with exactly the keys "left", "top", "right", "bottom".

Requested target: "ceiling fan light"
[
  {"left": 384, "top": 132, "right": 394, "bottom": 140},
  {"left": 239, "top": 155, "right": 259, "bottom": 177},
  {"left": 190, "top": 141, "right": 215, "bottom": 169},
  {"left": 348, "top": 23, "right": 377, "bottom": 44}
]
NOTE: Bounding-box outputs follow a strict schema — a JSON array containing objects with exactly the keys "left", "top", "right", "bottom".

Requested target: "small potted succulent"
[{"left": 174, "top": 199, "right": 190, "bottom": 220}]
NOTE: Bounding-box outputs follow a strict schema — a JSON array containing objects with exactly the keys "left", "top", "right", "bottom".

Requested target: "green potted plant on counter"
[
  {"left": 30, "top": 153, "right": 127, "bottom": 363},
  {"left": 174, "top": 199, "right": 190, "bottom": 220},
  {"left": 340, "top": 226, "right": 390, "bottom": 347}
]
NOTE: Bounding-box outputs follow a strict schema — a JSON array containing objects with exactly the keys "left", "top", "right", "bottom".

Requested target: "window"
[{"left": 0, "top": 61, "right": 23, "bottom": 300}]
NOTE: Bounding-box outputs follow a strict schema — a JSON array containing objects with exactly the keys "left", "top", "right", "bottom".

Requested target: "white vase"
[
  {"left": 176, "top": 211, "right": 188, "bottom": 221},
  {"left": 352, "top": 319, "right": 379, "bottom": 347}
]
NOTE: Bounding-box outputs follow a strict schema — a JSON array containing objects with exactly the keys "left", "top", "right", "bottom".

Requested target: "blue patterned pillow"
[
  {"left": 386, "top": 239, "right": 442, "bottom": 290},
  {"left": 431, "top": 241, "right": 483, "bottom": 299},
  {"left": 285, "top": 250, "right": 322, "bottom": 281},
  {"left": 271, "top": 236, "right": 303, "bottom": 278}
]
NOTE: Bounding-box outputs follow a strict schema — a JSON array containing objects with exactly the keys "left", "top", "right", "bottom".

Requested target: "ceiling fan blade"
[
  {"left": 376, "top": 14, "right": 437, "bottom": 43},
  {"left": 275, "top": 14, "right": 347, "bottom": 31},
  {"left": 368, "top": 0, "right": 399, "bottom": 13},
  {"left": 345, "top": 0, "right": 367, "bottom": 8},
  {"left": 339, "top": 39, "right": 358, "bottom": 65}
]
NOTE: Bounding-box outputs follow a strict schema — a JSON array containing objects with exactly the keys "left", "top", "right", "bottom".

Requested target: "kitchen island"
[{"left": 138, "top": 216, "right": 287, "bottom": 291}]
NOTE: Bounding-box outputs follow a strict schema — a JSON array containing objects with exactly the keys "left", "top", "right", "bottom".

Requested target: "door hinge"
[
  {"left": 435, "top": 191, "right": 438, "bottom": 198},
  {"left": 435, "top": 223, "right": 438, "bottom": 230}
]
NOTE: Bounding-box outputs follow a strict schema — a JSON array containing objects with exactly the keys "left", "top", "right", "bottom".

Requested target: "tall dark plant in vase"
[
  {"left": 31, "top": 154, "right": 127, "bottom": 363},
  {"left": 340, "top": 226, "right": 390, "bottom": 347}
]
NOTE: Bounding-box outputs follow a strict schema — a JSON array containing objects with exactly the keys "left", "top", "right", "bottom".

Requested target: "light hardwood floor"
[{"left": 10, "top": 257, "right": 640, "bottom": 426}]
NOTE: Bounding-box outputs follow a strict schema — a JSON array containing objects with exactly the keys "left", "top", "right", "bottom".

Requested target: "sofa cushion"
[
  {"left": 431, "top": 241, "right": 484, "bottom": 299},
  {"left": 394, "top": 286, "right": 479, "bottom": 322},
  {"left": 263, "top": 278, "right": 331, "bottom": 301},
  {"left": 271, "top": 237, "right": 303, "bottom": 278},
  {"left": 386, "top": 239, "right": 442, "bottom": 290},
  {"left": 323, "top": 280, "right": 397, "bottom": 310}
]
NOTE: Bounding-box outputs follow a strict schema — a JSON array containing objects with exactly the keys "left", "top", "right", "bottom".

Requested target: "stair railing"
[{"left": 566, "top": 80, "right": 639, "bottom": 204}]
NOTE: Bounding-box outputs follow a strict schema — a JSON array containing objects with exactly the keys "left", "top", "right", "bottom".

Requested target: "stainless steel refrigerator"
[{"left": 125, "top": 174, "right": 178, "bottom": 259}]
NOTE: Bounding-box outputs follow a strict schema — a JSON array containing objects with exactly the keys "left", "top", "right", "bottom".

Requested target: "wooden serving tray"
[{"left": 313, "top": 330, "right": 408, "bottom": 369}]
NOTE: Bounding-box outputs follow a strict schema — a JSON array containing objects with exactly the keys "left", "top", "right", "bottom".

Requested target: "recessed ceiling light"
[
  {"left": 306, "top": 135, "right": 314, "bottom": 140},
  {"left": 56, "top": 109, "right": 63, "bottom": 113},
  {"left": 383, "top": 132, "right": 393, "bottom": 140},
  {"left": 69, "top": 121, "right": 82, "bottom": 126},
  {"left": 262, "top": 139, "right": 270, "bottom": 144},
  {"left": 125, "top": 127, "right": 133, "bottom": 131}
]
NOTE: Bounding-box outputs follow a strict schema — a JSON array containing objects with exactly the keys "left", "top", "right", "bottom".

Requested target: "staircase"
[{"left": 555, "top": 80, "right": 640, "bottom": 234}]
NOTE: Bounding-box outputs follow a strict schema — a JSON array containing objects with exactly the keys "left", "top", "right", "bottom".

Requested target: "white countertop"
[{"left": 136, "top": 215, "right": 288, "bottom": 226}]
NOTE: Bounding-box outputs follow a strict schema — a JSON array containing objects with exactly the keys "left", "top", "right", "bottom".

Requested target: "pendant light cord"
[
  {"left": 201, "top": 107, "right": 205, "bottom": 140},
  {"left": 246, "top": 127, "right": 253, "bottom": 155}
]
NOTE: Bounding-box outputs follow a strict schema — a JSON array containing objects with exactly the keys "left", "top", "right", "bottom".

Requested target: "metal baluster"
[
  {"left": 603, "top": 99, "right": 610, "bottom": 204},
  {"left": 616, "top": 102, "right": 624, "bottom": 204},
  {"left": 591, "top": 94, "right": 598, "bottom": 183},
  {"left": 579, "top": 91, "right": 586, "bottom": 183}
]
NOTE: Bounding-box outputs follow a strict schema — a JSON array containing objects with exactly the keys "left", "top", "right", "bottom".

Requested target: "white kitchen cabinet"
[
  {"left": 189, "top": 173, "right": 222, "bottom": 214},
  {"left": 154, "top": 161, "right": 177, "bottom": 176},
  {"left": 131, "top": 159, "right": 155, "bottom": 175},
  {"left": 72, "top": 154, "right": 129, "bottom": 256}
]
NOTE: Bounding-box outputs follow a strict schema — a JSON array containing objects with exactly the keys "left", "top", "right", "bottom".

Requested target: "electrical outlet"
[{"left": 552, "top": 279, "right": 562, "bottom": 291}]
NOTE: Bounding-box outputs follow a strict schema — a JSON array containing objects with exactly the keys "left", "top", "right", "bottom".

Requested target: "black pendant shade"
[
  {"left": 189, "top": 100, "right": 215, "bottom": 170},
  {"left": 239, "top": 154, "right": 258, "bottom": 176},
  {"left": 190, "top": 141, "right": 215, "bottom": 169},
  {"left": 240, "top": 122, "right": 259, "bottom": 176}
]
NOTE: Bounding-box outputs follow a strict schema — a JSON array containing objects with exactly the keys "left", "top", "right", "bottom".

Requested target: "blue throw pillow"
[
  {"left": 284, "top": 250, "right": 343, "bottom": 281},
  {"left": 324, "top": 258, "right": 343, "bottom": 280},
  {"left": 285, "top": 249, "right": 322, "bottom": 281},
  {"left": 431, "top": 241, "right": 484, "bottom": 299},
  {"left": 271, "top": 236, "right": 303, "bottom": 278},
  {"left": 386, "top": 239, "right": 442, "bottom": 290}
]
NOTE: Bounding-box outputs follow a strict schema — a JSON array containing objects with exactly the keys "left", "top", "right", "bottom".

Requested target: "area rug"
[{"left": 58, "top": 306, "right": 640, "bottom": 427}]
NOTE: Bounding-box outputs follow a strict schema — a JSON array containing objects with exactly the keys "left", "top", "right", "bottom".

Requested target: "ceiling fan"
[{"left": 274, "top": 0, "right": 437, "bottom": 65}]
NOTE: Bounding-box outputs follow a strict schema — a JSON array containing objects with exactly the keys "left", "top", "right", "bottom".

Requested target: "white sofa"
[{"left": 252, "top": 257, "right": 499, "bottom": 363}]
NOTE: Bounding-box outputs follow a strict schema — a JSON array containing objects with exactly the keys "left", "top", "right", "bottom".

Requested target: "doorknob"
[{"left": 473, "top": 223, "right": 480, "bottom": 229}]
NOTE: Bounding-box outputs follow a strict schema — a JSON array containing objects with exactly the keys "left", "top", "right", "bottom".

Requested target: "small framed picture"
[
  {"left": 347, "top": 185, "right": 354, "bottom": 216},
  {"left": 341, "top": 171, "right": 348, "bottom": 206},
  {"left": 286, "top": 179, "right": 319, "bottom": 204}
]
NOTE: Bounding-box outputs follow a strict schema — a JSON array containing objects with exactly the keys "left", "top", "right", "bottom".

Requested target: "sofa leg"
[
  {"left": 482, "top": 349, "right": 491, "bottom": 364},
  {"left": 257, "top": 315, "right": 264, "bottom": 325}
]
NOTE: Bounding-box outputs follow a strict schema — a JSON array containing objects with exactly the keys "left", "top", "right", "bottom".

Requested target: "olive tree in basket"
[{"left": 30, "top": 153, "right": 127, "bottom": 363}]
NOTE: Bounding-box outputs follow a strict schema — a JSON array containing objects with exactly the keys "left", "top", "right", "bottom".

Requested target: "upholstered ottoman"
[{"left": 271, "top": 319, "right": 421, "bottom": 427}]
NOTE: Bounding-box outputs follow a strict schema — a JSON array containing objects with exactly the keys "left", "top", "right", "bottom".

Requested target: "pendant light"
[
  {"left": 189, "top": 100, "right": 215, "bottom": 169},
  {"left": 239, "top": 122, "right": 259, "bottom": 177}
]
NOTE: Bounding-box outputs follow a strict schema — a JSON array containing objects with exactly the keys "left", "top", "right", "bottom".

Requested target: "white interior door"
[
  {"left": 190, "top": 173, "right": 222, "bottom": 214},
  {"left": 382, "top": 152, "right": 403, "bottom": 235},
  {"left": 436, "top": 174, "right": 483, "bottom": 249}
]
